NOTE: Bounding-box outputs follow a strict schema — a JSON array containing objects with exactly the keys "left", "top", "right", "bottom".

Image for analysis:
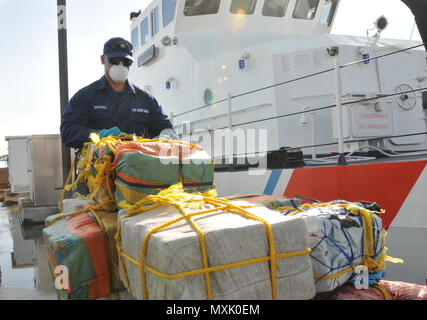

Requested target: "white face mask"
[{"left": 108, "top": 63, "right": 129, "bottom": 83}]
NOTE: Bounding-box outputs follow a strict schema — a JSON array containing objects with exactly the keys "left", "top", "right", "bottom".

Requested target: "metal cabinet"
[
  {"left": 5, "top": 136, "right": 31, "bottom": 193},
  {"left": 6, "top": 134, "right": 64, "bottom": 207},
  {"left": 26, "top": 135, "right": 64, "bottom": 207}
]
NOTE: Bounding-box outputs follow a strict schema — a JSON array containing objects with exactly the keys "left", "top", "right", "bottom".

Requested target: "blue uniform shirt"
[{"left": 60, "top": 76, "right": 173, "bottom": 149}]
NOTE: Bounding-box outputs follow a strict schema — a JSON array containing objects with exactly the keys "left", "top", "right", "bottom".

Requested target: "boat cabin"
[
  {"left": 127, "top": 0, "right": 427, "bottom": 161},
  {"left": 130, "top": 0, "right": 339, "bottom": 57}
]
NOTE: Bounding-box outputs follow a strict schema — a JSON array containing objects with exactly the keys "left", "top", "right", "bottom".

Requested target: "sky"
[{"left": 0, "top": 0, "right": 422, "bottom": 156}]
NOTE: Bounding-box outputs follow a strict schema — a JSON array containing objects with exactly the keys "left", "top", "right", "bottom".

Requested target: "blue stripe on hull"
[{"left": 263, "top": 169, "right": 282, "bottom": 195}]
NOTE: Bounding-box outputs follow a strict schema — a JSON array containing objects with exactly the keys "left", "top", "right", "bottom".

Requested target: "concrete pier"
[{"left": 18, "top": 198, "right": 59, "bottom": 225}]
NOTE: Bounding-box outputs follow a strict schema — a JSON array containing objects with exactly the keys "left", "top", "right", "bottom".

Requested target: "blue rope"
[{"left": 279, "top": 200, "right": 387, "bottom": 285}]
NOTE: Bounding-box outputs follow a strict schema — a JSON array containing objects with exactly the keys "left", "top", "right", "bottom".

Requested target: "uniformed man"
[{"left": 60, "top": 37, "right": 177, "bottom": 150}]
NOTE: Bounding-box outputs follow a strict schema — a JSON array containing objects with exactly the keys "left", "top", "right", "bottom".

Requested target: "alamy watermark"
[
  {"left": 353, "top": 265, "right": 369, "bottom": 290},
  {"left": 158, "top": 123, "right": 269, "bottom": 175},
  {"left": 54, "top": 265, "right": 70, "bottom": 290},
  {"left": 57, "top": 5, "right": 67, "bottom": 30}
]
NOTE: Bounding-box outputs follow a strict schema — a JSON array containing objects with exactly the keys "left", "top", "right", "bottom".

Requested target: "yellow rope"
[
  {"left": 346, "top": 204, "right": 404, "bottom": 271},
  {"left": 313, "top": 266, "right": 355, "bottom": 280},
  {"left": 275, "top": 206, "right": 294, "bottom": 211},
  {"left": 121, "top": 248, "right": 311, "bottom": 280},
  {"left": 177, "top": 205, "right": 212, "bottom": 299},
  {"left": 373, "top": 283, "right": 392, "bottom": 300},
  {"left": 65, "top": 134, "right": 208, "bottom": 208},
  {"left": 59, "top": 156, "right": 77, "bottom": 213},
  {"left": 137, "top": 205, "right": 223, "bottom": 300},
  {"left": 87, "top": 206, "right": 107, "bottom": 233},
  {"left": 47, "top": 201, "right": 115, "bottom": 227},
  {"left": 115, "top": 202, "right": 166, "bottom": 295},
  {"left": 206, "top": 197, "right": 279, "bottom": 299},
  {"left": 62, "top": 143, "right": 96, "bottom": 196}
]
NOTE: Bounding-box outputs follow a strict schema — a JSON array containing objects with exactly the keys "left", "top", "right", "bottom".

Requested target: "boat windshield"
[
  {"left": 230, "top": 0, "right": 257, "bottom": 15},
  {"left": 182, "top": 0, "right": 331, "bottom": 20},
  {"left": 292, "top": 0, "right": 320, "bottom": 20},
  {"left": 184, "top": 0, "right": 221, "bottom": 16},
  {"left": 262, "top": 0, "right": 289, "bottom": 17},
  {"left": 319, "top": 0, "right": 338, "bottom": 27}
]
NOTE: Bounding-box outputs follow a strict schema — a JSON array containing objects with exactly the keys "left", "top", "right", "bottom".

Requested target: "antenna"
[{"left": 410, "top": 21, "right": 416, "bottom": 40}]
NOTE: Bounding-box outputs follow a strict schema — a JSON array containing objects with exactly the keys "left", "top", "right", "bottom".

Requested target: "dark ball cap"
[{"left": 103, "top": 37, "right": 134, "bottom": 61}]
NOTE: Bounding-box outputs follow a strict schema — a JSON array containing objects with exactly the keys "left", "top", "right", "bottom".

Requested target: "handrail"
[
  {"left": 214, "top": 86, "right": 427, "bottom": 129},
  {"left": 229, "top": 131, "right": 427, "bottom": 159},
  {"left": 172, "top": 43, "right": 426, "bottom": 119},
  {"left": 173, "top": 42, "right": 427, "bottom": 164}
]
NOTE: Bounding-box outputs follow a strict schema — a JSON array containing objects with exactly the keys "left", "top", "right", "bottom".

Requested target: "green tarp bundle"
[{"left": 113, "top": 141, "right": 214, "bottom": 208}]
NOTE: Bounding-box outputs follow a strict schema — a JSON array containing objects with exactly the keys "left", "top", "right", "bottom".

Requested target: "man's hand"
[{"left": 154, "top": 128, "right": 178, "bottom": 140}]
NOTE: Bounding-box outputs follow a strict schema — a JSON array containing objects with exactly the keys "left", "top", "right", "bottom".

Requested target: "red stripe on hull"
[{"left": 284, "top": 160, "right": 427, "bottom": 229}]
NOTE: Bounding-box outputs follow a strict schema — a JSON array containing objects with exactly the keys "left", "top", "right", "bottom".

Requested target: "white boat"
[{"left": 127, "top": 0, "right": 427, "bottom": 286}]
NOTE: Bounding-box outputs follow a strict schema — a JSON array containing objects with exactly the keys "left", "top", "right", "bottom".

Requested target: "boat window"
[
  {"left": 230, "top": 0, "right": 257, "bottom": 15},
  {"left": 319, "top": 0, "right": 337, "bottom": 27},
  {"left": 183, "top": 0, "right": 221, "bottom": 16},
  {"left": 262, "top": 0, "right": 289, "bottom": 17},
  {"left": 204, "top": 88, "right": 213, "bottom": 105},
  {"left": 292, "top": 0, "right": 320, "bottom": 20},
  {"left": 131, "top": 27, "right": 139, "bottom": 48},
  {"left": 151, "top": 7, "right": 160, "bottom": 36},
  {"left": 163, "top": 0, "right": 177, "bottom": 27},
  {"left": 141, "top": 17, "right": 149, "bottom": 45}
]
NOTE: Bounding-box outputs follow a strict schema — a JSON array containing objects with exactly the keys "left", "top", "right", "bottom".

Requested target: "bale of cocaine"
[
  {"left": 117, "top": 198, "right": 315, "bottom": 300},
  {"left": 282, "top": 201, "right": 391, "bottom": 293},
  {"left": 113, "top": 141, "right": 214, "bottom": 208}
]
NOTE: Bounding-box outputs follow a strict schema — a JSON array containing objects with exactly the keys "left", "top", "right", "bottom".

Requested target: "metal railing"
[{"left": 171, "top": 42, "right": 427, "bottom": 165}]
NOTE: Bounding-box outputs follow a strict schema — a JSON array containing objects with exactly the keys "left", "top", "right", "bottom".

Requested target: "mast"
[{"left": 57, "top": 0, "right": 71, "bottom": 186}]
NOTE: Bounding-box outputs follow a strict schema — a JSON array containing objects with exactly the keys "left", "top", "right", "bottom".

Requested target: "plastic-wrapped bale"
[
  {"left": 180, "top": 143, "right": 214, "bottom": 194},
  {"left": 116, "top": 192, "right": 315, "bottom": 300},
  {"left": 113, "top": 141, "right": 214, "bottom": 208},
  {"left": 93, "top": 209, "right": 122, "bottom": 291},
  {"left": 377, "top": 280, "right": 427, "bottom": 300},
  {"left": 43, "top": 209, "right": 111, "bottom": 300},
  {"left": 314, "top": 283, "right": 388, "bottom": 300},
  {"left": 315, "top": 280, "right": 427, "bottom": 300},
  {"left": 282, "top": 201, "right": 395, "bottom": 293},
  {"left": 59, "top": 198, "right": 92, "bottom": 213},
  {"left": 45, "top": 203, "right": 122, "bottom": 296},
  {"left": 58, "top": 199, "right": 121, "bottom": 290}
]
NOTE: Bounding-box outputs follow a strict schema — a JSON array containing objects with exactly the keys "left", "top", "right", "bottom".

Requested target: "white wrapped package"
[
  {"left": 59, "top": 198, "right": 92, "bottom": 213},
  {"left": 117, "top": 201, "right": 315, "bottom": 300},
  {"left": 289, "top": 202, "right": 386, "bottom": 293}
]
